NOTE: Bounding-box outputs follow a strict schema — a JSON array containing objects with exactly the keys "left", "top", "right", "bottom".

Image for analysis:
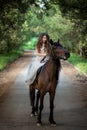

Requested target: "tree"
[
  {"left": 0, "top": 0, "right": 32, "bottom": 53},
  {"left": 0, "top": 0, "right": 87, "bottom": 57}
]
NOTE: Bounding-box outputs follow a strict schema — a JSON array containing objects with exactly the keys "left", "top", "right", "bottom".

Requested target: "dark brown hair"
[{"left": 36, "top": 33, "right": 51, "bottom": 53}]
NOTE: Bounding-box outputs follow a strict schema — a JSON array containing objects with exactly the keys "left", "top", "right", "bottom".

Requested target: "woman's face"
[{"left": 42, "top": 35, "right": 47, "bottom": 43}]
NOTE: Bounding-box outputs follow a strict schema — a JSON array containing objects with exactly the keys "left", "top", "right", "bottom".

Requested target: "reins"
[{"left": 40, "top": 45, "right": 60, "bottom": 63}]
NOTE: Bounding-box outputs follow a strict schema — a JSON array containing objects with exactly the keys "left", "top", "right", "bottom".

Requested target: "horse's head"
[{"left": 50, "top": 39, "right": 70, "bottom": 60}]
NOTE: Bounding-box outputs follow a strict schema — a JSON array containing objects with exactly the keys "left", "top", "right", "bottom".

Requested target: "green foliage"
[
  {"left": 0, "top": 5, "right": 23, "bottom": 53},
  {"left": 0, "top": 56, "right": 9, "bottom": 70},
  {"left": 0, "top": 37, "right": 37, "bottom": 70},
  {"left": 0, "top": 0, "right": 35, "bottom": 54},
  {"left": 20, "top": 37, "right": 38, "bottom": 50},
  {"left": 0, "top": 50, "right": 22, "bottom": 70},
  {"left": 57, "top": 0, "right": 87, "bottom": 57},
  {"left": 57, "top": 0, "right": 87, "bottom": 19},
  {"left": 0, "top": 0, "right": 87, "bottom": 58},
  {"left": 68, "top": 53, "right": 87, "bottom": 74}
]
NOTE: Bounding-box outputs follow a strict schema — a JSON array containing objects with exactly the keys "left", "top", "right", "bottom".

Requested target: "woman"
[{"left": 26, "top": 33, "right": 51, "bottom": 86}]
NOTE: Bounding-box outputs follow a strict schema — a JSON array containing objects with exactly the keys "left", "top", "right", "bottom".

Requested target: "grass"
[
  {"left": 0, "top": 50, "right": 22, "bottom": 70},
  {"left": 68, "top": 53, "right": 87, "bottom": 74}
]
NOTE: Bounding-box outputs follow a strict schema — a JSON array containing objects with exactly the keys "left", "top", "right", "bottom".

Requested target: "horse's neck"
[
  {"left": 50, "top": 58, "right": 61, "bottom": 70},
  {"left": 47, "top": 58, "right": 61, "bottom": 78}
]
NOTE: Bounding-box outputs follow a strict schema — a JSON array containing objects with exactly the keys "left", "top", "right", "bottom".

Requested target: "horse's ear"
[
  {"left": 50, "top": 39, "right": 54, "bottom": 45},
  {"left": 57, "top": 39, "right": 63, "bottom": 47},
  {"left": 57, "top": 39, "right": 60, "bottom": 43}
]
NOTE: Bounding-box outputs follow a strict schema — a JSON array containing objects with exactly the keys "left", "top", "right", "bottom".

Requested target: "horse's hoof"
[
  {"left": 50, "top": 123, "right": 56, "bottom": 127},
  {"left": 30, "top": 113, "right": 34, "bottom": 117},
  {"left": 36, "top": 121, "right": 42, "bottom": 126},
  {"left": 37, "top": 123, "right": 42, "bottom": 126},
  {"left": 35, "top": 112, "right": 38, "bottom": 116},
  {"left": 50, "top": 121, "right": 56, "bottom": 127}
]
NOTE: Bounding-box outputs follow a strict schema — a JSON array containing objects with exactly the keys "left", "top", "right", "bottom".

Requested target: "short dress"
[{"left": 26, "top": 46, "right": 47, "bottom": 86}]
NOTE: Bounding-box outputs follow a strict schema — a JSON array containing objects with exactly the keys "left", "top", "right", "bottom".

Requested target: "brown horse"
[{"left": 29, "top": 40, "right": 70, "bottom": 126}]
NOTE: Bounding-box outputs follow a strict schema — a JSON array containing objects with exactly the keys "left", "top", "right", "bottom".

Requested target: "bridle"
[{"left": 40, "top": 44, "right": 61, "bottom": 63}]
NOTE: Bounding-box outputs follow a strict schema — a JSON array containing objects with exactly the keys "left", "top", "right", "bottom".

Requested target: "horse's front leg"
[
  {"left": 49, "top": 91, "right": 56, "bottom": 126},
  {"left": 29, "top": 84, "right": 35, "bottom": 116},
  {"left": 37, "top": 93, "right": 44, "bottom": 126},
  {"left": 35, "top": 90, "right": 40, "bottom": 116}
]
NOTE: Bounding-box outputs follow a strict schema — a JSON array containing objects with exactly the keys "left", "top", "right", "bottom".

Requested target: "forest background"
[{"left": 0, "top": 0, "right": 87, "bottom": 74}]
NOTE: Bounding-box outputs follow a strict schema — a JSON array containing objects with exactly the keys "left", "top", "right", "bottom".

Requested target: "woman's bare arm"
[{"left": 35, "top": 48, "right": 46, "bottom": 57}]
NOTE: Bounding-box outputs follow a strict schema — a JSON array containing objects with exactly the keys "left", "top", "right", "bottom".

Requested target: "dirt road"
[{"left": 0, "top": 51, "right": 87, "bottom": 130}]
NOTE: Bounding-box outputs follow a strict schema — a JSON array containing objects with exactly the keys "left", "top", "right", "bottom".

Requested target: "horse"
[{"left": 29, "top": 39, "right": 70, "bottom": 126}]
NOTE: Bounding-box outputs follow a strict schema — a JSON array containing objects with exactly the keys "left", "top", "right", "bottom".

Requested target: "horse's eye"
[
  {"left": 53, "top": 46, "right": 57, "bottom": 49},
  {"left": 52, "top": 44, "right": 57, "bottom": 48}
]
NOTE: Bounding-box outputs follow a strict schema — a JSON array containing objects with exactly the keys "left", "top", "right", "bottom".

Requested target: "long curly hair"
[{"left": 36, "top": 33, "right": 51, "bottom": 53}]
